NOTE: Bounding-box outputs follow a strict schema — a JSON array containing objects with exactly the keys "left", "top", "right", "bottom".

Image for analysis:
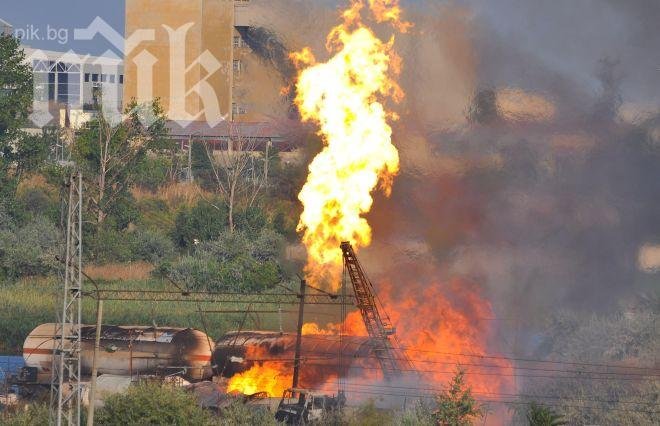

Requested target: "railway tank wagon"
[
  {"left": 212, "top": 331, "right": 376, "bottom": 379},
  {"left": 22, "top": 323, "right": 213, "bottom": 384}
]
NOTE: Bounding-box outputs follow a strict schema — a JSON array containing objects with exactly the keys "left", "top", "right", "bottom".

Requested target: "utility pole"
[
  {"left": 86, "top": 295, "right": 103, "bottom": 426},
  {"left": 50, "top": 171, "right": 83, "bottom": 426},
  {"left": 291, "top": 279, "right": 306, "bottom": 389},
  {"left": 187, "top": 135, "right": 193, "bottom": 183}
]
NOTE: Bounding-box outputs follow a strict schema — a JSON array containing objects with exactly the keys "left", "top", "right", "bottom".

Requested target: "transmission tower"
[{"left": 50, "top": 171, "right": 83, "bottom": 426}]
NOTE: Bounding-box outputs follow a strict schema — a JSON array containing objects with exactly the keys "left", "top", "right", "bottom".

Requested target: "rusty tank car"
[
  {"left": 212, "top": 331, "right": 376, "bottom": 382},
  {"left": 22, "top": 323, "right": 213, "bottom": 384}
]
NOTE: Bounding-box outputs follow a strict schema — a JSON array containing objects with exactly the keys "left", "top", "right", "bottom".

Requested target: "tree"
[
  {"left": 204, "top": 122, "right": 271, "bottom": 233},
  {"left": 526, "top": 402, "right": 566, "bottom": 426},
  {"left": 72, "top": 99, "right": 168, "bottom": 225},
  {"left": 0, "top": 34, "right": 48, "bottom": 200},
  {"left": 433, "top": 369, "right": 483, "bottom": 426},
  {"left": 95, "top": 382, "right": 214, "bottom": 426}
]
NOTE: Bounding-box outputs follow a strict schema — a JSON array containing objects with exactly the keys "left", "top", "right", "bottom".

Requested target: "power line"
[
  {"left": 297, "top": 334, "right": 659, "bottom": 373},
  {"left": 299, "top": 387, "right": 660, "bottom": 415},
  {"left": 300, "top": 362, "right": 659, "bottom": 382},
  {"left": 322, "top": 381, "right": 657, "bottom": 406}
]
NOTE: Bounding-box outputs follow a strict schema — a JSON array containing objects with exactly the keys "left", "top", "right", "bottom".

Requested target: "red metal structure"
[{"left": 340, "top": 242, "right": 414, "bottom": 380}]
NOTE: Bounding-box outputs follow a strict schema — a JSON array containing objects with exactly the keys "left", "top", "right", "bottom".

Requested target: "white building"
[
  {"left": 23, "top": 47, "right": 124, "bottom": 127},
  {"left": 0, "top": 18, "right": 12, "bottom": 36}
]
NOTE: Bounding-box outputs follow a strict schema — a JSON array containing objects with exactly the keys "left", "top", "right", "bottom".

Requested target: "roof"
[
  {"left": 0, "top": 18, "right": 12, "bottom": 28},
  {"left": 165, "top": 120, "right": 288, "bottom": 141}
]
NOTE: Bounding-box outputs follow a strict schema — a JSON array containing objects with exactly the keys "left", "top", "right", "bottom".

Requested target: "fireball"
[{"left": 293, "top": 0, "right": 409, "bottom": 289}]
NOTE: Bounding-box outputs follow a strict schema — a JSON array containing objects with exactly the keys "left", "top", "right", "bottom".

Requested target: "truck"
[{"left": 274, "top": 388, "right": 345, "bottom": 424}]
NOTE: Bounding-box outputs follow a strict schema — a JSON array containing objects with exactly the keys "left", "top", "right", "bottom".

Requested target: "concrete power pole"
[{"left": 50, "top": 171, "right": 83, "bottom": 426}]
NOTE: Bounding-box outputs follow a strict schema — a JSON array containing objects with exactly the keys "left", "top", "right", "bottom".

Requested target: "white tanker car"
[{"left": 21, "top": 323, "right": 213, "bottom": 385}]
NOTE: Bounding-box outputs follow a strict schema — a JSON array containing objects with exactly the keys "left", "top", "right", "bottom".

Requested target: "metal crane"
[{"left": 340, "top": 242, "right": 414, "bottom": 381}]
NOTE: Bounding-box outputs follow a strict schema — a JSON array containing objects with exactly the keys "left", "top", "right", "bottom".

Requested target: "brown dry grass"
[
  {"left": 132, "top": 182, "right": 213, "bottom": 210},
  {"left": 16, "top": 173, "right": 58, "bottom": 195},
  {"left": 84, "top": 262, "right": 154, "bottom": 281}
]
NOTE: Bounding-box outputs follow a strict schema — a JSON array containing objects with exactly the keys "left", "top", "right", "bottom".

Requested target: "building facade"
[
  {"left": 124, "top": 0, "right": 285, "bottom": 125},
  {"left": 23, "top": 47, "right": 124, "bottom": 127},
  {"left": 0, "top": 18, "right": 12, "bottom": 36}
]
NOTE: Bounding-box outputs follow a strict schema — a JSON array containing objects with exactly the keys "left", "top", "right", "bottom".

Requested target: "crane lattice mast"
[{"left": 340, "top": 242, "right": 414, "bottom": 381}]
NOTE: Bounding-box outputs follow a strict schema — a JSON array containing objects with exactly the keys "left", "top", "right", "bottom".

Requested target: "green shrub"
[
  {"left": 135, "top": 156, "right": 171, "bottom": 191},
  {"left": 167, "top": 229, "right": 284, "bottom": 292},
  {"left": 234, "top": 205, "right": 267, "bottom": 235},
  {"left": 172, "top": 200, "right": 227, "bottom": 248},
  {"left": 86, "top": 227, "right": 137, "bottom": 264},
  {"left": 0, "top": 403, "right": 49, "bottom": 425},
  {"left": 96, "top": 382, "right": 213, "bottom": 426},
  {"left": 219, "top": 400, "right": 277, "bottom": 425},
  {"left": 0, "top": 215, "right": 61, "bottom": 279},
  {"left": 17, "top": 186, "right": 59, "bottom": 223},
  {"left": 131, "top": 229, "right": 175, "bottom": 263}
]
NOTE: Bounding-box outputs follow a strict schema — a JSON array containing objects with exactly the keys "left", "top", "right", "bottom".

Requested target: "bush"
[
  {"left": 173, "top": 200, "right": 227, "bottom": 248},
  {"left": 86, "top": 227, "right": 137, "bottom": 264},
  {"left": 167, "top": 229, "right": 284, "bottom": 292},
  {"left": 218, "top": 400, "right": 277, "bottom": 425},
  {"left": 16, "top": 185, "right": 59, "bottom": 223},
  {"left": 135, "top": 156, "right": 171, "bottom": 191},
  {"left": 96, "top": 382, "right": 213, "bottom": 426},
  {"left": 234, "top": 205, "right": 267, "bottom": 235},
  {"left": 131, "top": 229, "right": 175, "bottom": 263},
  {"left": 0, "top": 403, "right": 49, "bottom": 426},
  {"left": 0, "top": 215, "right": 61, "bottom": 280}
]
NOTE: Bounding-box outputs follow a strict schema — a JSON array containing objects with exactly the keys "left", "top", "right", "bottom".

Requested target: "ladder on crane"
[{"left": 340, "top": 242, "right": 414, "bottom": 381}]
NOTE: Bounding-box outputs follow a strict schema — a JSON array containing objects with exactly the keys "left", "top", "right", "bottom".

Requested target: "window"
[
  {"left": 232, "top": 103, "right": 247, "bottom": 115},
  {"left": 233, "top": 59, "right": 241, "bottom": 73},
  {"left": 91, "top": 73, "right": 99, "bottom": 82},
  {"left": 109, "top": 75, "right": 115, "bottom": 83},
  {"left": 100, "top": 74, "right": 107, "bottom": 83},
  {"left": 119, "top": 74, "right": 124, "bottom": 84},
  {"left": 233, "top": 35, "right": 244, "bottom": 48},
  {"left": 84, "top": 73, "right": 90, "bottom": 82}
]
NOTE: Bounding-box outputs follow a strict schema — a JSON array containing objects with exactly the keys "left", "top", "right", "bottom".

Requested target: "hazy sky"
[
  {"left": 1, "top": 0, "right": 125, "bottom": 56},
  {"left": 3, "top": 0, "right": 658, "bottom": 103}
]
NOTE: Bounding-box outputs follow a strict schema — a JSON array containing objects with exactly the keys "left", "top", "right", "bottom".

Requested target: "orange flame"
[
  {"left": 304, "top": 278, "right": 514, "bottom": 396},
  {"left": 226, "top": 363, "right": 292, "bottom": 397},
  {"left": 293, "top": 0, "right": 407, "bottom": 290}
]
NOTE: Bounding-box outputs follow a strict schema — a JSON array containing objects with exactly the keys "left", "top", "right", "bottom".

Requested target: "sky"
[
  {"left": 1, "top": 0, "right": 126, "bottom": 56},
  {"left": 2, "top": 0, "right": 658, "bottom": 104}
]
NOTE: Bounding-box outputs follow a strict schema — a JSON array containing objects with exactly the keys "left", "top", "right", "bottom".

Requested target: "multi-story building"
[
  {"left": 0, "top": 17, "right": 12, "bottom": 36},
  {"left": 124, "top": 0, "right": 285, "bottom": 126},
  {"left": 23, "top": 47, "right": 124, "bottom": 127}
]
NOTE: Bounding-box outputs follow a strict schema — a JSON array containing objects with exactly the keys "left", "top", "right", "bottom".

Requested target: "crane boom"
[{"left": 340, "top": 242, "right": 413, "bottom": 380}]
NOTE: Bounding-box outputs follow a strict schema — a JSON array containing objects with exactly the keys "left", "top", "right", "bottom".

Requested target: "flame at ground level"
[
  {"left": 226, "top": 362, "right": 292, "bottom": 397},
  {"left": 227, "top": 277, "right": 514, "bottom": 402}
]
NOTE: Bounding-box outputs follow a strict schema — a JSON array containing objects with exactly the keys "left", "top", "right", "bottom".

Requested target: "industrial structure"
[{"left": 340, "top": 242, "right": 414, "bottom": 380}]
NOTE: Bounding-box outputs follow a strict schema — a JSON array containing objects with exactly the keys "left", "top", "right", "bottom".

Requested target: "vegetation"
[
  {"left": 96, "top": 382, "right": 214, "bottom": 425},
  {"left": 0, "top": 403, "right": 49, "bottom": 426},
  {"left": 526, "top": 402, "right": 567, "bottom": 426},
  {"left": 516, "top": 296, "right": 659, "bottom": 425},
  {"left": 432, "top": 369, "right": 483, "bottom": 425},
  {"left": 218, "top": 400, "right": 278, "bottom": 425}
]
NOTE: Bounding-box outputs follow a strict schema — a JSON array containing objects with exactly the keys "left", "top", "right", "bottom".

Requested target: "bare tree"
[{"left": 203, "top": 122, "right": 270, "bottom": 233}]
